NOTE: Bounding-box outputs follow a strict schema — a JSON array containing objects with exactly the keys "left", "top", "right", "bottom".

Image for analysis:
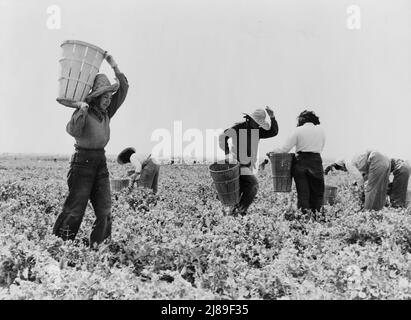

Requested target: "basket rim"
[
  {"left": 61, "top": 40, "right": 106, "bottom": 55},
  {"left": 209, "top": 162, "right": 240, "bottom": 174},
  {"left": 56, "top": 98, "right": 79, "bottom": 108},
  {"left": 267, "top": 152, "right": 295, "bottom": 157}
]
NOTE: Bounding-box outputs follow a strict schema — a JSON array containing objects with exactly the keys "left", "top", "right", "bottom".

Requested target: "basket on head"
[
  {"left": 324, "top": 184, "right": 338, "bottom": 205},
  {"left": 110, "top": 178, "right": 130, "bottom": 192},
  {"left": 57, "top": 40, "right": 106, "bottom": 108},
  {"left": 209, "top": 162, "right": 240, "bottom": 206},
  {"left": 268, "top": 152, "right": 294, "bottom": 192}
]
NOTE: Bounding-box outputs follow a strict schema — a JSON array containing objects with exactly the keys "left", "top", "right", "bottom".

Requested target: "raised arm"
[
  {"left": 105, "top": 54, "right": 129, "bottom": 118},
  {"left": 259, "top": 107, "right": 279, "bottom": 139},
  {"left": 66, "top": 102, "right": 89, "bottom": 137}
]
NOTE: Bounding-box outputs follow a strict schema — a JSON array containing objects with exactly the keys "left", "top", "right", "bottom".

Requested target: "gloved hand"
[
  {"left": 104, "top": 53, "right": 118, "bottom": 69},
  {"left": 265, "top": 106, "right": 275, "bottom": 118},
  {"left": 74, "top": 101, "right": 89, "bottom": 112}
]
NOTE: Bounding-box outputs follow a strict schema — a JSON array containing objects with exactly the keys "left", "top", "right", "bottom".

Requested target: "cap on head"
[
  {"left": 86, "top": 74, "right": 119, "bottom": 102},
  {"left": 243, "top": 109, "right": 271, "bottom": 130},
  {"left": 117, "top": 147, "right": 136, "bottom": 165}
]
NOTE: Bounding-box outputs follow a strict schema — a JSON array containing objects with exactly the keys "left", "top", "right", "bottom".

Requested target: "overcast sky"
[{"left": 0, "top": 0, "right": 410, "bottom": 161}]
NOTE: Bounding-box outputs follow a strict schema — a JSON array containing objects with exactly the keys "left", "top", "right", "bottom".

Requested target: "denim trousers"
[
  {"left": 292, "top": 152, "right": 325, "bottom": 212},
  {"left": 237, "top": 171, "right": 259, "bottom": 213},
  {"left": 53, "top": 149, "right": 112, "bottom": 246}
]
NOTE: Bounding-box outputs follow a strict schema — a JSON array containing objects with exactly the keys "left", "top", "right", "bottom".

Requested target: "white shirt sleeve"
[
  {"left": 345, "top": 159, "right": 365, "bottom": 187},
  {"left": 272, "top": 130, "right": 298, "bottom": 153},
  {"left": 130, "top": 153, "right": 142, "bottom": 174}
]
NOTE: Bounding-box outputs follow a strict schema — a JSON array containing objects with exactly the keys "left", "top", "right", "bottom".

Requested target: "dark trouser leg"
[
  {"left": 238, "top": 174, "right": 259, "bottom": 213},
  {"left": 53, "top": 159, "right": 95, "bottom": 241},
  {"left": 364, "top": 153, "right": 390, "bottom": 211},
  {"left": 151, "top": 165, "right": 160, "bottom": 194},
  {"left": 138, "top": 160, "right": 158, "bottom": 192},
  {"left": 89, "top": 159, "right": 112, "bottom": 247},
  {"left": 307, "top": 169, "right": 325, "bottom": 212},
  {"left": 293, "top": 169, "right": 311, "bottom": 212},
  {"left": 293, "top": 153, "right": 324, "bottom": 213},
  {"left": 390, "top": 161, "right": 410, "bottom": 208}
]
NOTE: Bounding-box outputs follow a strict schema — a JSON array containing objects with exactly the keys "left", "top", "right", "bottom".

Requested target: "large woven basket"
[
  {"left": 323, "top": 184, "right": 338, "bottom": 205},
  {"left": 209, "top": 162, "right": 240, "bottom": 206},
  {"left": 57, "top": 40, "right": 106, "bottom": 108},
  {"left": 268, "top": 152, "right": 294, "bottom": 192},
  {"left": 110, "top": 179, "right": 130, "bottom": 192}
]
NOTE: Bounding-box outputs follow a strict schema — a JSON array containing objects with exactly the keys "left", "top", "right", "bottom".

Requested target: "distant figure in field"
[
  {"left": 325, "top": 154, "right": 410, "bottom": 209},
  {"left": 53, "top": 53, "right": 129, "bottom": 247},
  {"left": 258, "top": 159, "right": 269, "bottom": 171},
  {"left": 117, "top": 147, "right": 160, "bottom": 194},
  {"left": 269, "top": 110, "right": 326, "bottom": 214},
  {"left": 170, "top": 160, "right": 174, "bottom": 165},
  {"left": 219, "top": 106, "right": 278, "bottom": 216}
]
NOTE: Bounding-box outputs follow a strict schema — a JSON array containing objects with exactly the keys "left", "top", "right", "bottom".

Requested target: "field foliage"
[{"left": 0, "top": 158, "right": 410, "bottom": 299}]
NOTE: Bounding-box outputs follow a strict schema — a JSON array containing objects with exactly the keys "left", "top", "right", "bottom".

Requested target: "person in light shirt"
[
  {"left": 117, "top": 147, "right": 160, "bottom": 194},
  {"left": 269, "top": 110, "right": 326, "bottom": 214},
  {"left": 325, "top": 153, "right": 410, "bottom": 209}
]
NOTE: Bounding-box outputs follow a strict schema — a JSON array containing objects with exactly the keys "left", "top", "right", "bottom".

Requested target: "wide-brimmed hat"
[
  {"left": 243, "top": 109, "right": 271, "bottom": 130},
  {"left": 117, "top": 147, "right": 136, "bottom": 165},
  {"left": 86, "top": 74, "right": 119, "bottom": 102}
]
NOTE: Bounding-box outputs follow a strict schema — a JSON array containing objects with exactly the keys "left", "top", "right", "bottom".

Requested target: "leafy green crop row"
[{"left": 0, "top": 159, "right": 410, "bottom": 299}]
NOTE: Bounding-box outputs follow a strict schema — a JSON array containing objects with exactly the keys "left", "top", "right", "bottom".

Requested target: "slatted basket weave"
[
  {"left": 57, "top": 40, "right": 106, "bottom": 108},
  {"left": 110, "top": 179, "right": 130, "bottom": 192},
  {"left": 323, "top": 184, "right": 338, "bottom": 205},
  {"left": 268, "top": 152, "right": 294, "bottom": 192},
  {"left": 209, "top": 162, "right": 240, "bottom": 206}
]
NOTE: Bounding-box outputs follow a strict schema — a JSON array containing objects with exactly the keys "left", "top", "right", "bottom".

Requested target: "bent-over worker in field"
[
  {"left": 325, "top": 156, "right": 410, "bottom": 208},
  {"left": 53, "top": 53, "right": 129, "bottom": 247},
  {"left": 219, "top": 107, "right": 279, "bottom": 216},
  {"left": 269, "top": 110, "right": 326, "bottom": 214},
  {"left": 117, "top": 147, "right": 160, "bottom": 194},
  {"left": 324, "top": 150, "right": 391, "bottom": 211}
]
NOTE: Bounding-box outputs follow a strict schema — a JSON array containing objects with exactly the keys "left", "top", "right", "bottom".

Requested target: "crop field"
[{"left": 0, "top": 156, "right": 410, "bottom": 300}]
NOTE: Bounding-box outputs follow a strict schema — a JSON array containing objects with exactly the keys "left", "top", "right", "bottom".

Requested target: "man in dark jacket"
[
  {"left": 218, "top": 107, "right": 278, "bottom": 215},
  {"left": 53, "top": 54, "right": 129, "bottom": 247}
]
